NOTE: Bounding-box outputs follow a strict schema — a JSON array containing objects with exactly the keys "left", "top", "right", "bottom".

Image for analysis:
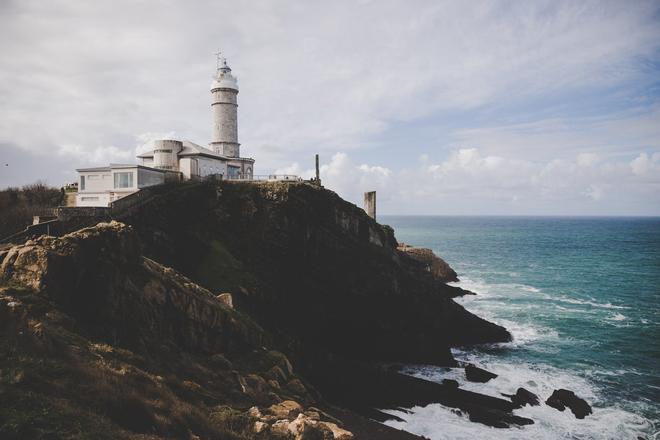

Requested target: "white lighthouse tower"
[{"left": 210, "top": 53, "right": 240, "bottom": 157}]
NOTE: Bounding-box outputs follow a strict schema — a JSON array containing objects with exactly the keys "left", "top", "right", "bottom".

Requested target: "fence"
[
  {"left": 0, "top": 176, "right": 302, "bottom": 245},
  {"left": 225, "top": 174, "right": 302, "bottom": 182}
]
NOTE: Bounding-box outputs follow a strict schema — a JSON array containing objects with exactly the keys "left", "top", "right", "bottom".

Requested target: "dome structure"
[{"left": 211, "top": 58, "right": 239, "bottom": 91}]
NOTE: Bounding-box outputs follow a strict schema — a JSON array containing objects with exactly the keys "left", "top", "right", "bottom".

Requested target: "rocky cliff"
[
  {"left": 0, "top": 181, "right": 516, "bottom": 438},
  {"left": 120, "top": 181, "right": 509, "bottom": 367}
]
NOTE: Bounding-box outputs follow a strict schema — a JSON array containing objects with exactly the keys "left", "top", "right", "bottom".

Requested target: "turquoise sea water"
[{"left": 381, "top": 216, "right": 659, "bottom": 439}]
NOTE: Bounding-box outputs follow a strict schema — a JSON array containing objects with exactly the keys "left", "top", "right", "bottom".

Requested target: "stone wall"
[{"left": 57, "top": 206, "right": 111, "bottom": 221}]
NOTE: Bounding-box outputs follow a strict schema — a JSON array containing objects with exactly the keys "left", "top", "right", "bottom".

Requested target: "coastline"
[
  {"left": 381, "top": 215, "right": 659, "bottom": 439},
  {"left": 1, "top": 185, "right": 657, "bottom": 439}
]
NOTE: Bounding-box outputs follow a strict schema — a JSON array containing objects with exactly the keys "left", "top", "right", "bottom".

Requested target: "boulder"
[
  {"left": 545, "top": 389, "right": 592, "bottom": 419},
  {"left": 287, "top": 378, "right": 308, "bottom": 395},
  {"left": 467, "top": 407, "right": 534, "bottom": 429},
  {"left": 442, "top": 379, "right": 459, "bottom": 389},
  {"left": 267, "top": 400, "right": 303, "bottom": 419},
  {"left": 217, "top": 293, "right": 233, "bottom": 309},
  {"left": 507, "top": 387, "right": 540, "bottom": 408},
  {"left": 255, "top": 411, "right": 354, "bottom": 440},
  {"left": 253, "top": 420, "right": 269, "bottom": 434},
  {"left": 465, "top": 364, "right": 498, "bottom": 383}
]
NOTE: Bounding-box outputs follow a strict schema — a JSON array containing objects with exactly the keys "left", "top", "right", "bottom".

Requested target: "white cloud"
[
  {"left": 57, "top": 144, "right": 132, "bottom": 164},
  {"left": 577, "top": 153, "right": 599, "bottom": 167},
  {"left": 630, "top": 152, "right": 655, "bottom": 176},
  {"left": 276, "top": 152, "right": 393, "bottom": 206},
  {"left": 0, "top": 0, "right": 658, "bottom": 213},
  {"left": 450, "top": 108, "right": 660, "bottom": 162},
  {"left": 315, "top": 149, "right": 660, "bottom": 215}
]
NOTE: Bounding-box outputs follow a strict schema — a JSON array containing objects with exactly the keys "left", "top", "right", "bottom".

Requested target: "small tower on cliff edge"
[{"left": 210, "top": 53, "right": 240, "bottom": 157}]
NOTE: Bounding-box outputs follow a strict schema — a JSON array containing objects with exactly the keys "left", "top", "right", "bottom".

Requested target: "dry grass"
[{"left": 0, "top": 287, "right": 265, "bottom": 440}]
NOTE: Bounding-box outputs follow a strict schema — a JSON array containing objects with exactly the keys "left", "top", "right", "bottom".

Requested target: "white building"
[
  {"left": 75, "top": 55, "right": 255, "bottom": 207},
  {"left": 76, "top": 164, "right": 178, "bottom": 207},
  {"left": 137, "top": 57, "right": 254, "bottom": 180}
]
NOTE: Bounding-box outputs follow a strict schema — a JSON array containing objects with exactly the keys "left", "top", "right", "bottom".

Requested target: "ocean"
[{"left": 380, "top": 216, "right": 659, "bottom": 440}]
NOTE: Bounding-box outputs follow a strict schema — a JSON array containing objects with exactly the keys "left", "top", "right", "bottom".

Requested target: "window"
[
  {"left": 227, "top": 166, "right": 240, "bottom": 178},
  {"left": 80, "top": 175, "right": 85, "bottom": 190},
  {"left": 81, "top": 196, "right": 99, "bottom": 201},
  {"left": 114, "top": 172, "right": 134, "bottom": 189}
]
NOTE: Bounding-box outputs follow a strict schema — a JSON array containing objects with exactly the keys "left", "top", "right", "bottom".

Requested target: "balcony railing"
[{"left": 225, "top": 174, "right": 302, "bottom": 182}]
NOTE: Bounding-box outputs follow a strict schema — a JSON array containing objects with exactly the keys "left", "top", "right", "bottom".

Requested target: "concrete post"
[{"left": 364, "top": 191, "right": 376, "bottom": 220}]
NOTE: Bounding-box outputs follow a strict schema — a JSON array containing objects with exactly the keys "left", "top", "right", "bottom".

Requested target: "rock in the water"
[
  {"left": 442, "top": 379, "right": 459, "bottom": 389},
  {"left": 510, "top": 387, "right": 540, "bottom": 408},
  {"left": 545, "top": 389, "right": 592, "bottom": 419},
  {"left": 465, "top": 364, "right": 498, "bottom": 383},
  {"left": 467, "top": 407, "right": 534, "bottom": 428}
]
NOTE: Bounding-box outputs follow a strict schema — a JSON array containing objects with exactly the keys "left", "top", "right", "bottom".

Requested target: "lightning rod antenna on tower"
[{"left": 214, "top": 50, "right": 222, "bottom": 69}]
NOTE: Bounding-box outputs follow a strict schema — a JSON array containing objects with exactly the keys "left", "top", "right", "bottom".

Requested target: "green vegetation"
[
  {"left": 195, "top": 239, "right": 258, "bottom": 294},
  {"left": 0, "top": 284, "right": 264, "bottom": 439},
  {"left": 0, "top": 182, "right": 63, "bottom": 239}
]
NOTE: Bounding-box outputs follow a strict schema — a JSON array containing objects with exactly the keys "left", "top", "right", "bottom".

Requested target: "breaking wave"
[{"left": 386, "top": 274, "right": 657, "bottom": 439}]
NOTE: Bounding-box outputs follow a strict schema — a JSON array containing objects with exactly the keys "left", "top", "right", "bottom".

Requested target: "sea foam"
[{"left": 389, "top": 359, "right": 654, "bottom": 440}]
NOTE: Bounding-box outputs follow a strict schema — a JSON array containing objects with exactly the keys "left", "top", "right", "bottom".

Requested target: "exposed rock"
[
  {"left": 397, "top": 243, "right": 459, "bottom": 283},
  {"left": 465, "top": 364, "right": 498, "bottom": 383},
  {"left": 267, "top": 365, "right": 289, "bottom": 383},
  {"left": 209, "top": 353, "right": 233, "bottom": 370},
  {"left": 307, "top": 407, "right": 344, "bottom": 426},
  {"left": 244, "top": 373, "right": 272, "bottom": 404},
  {"left": 304, "top": 410, "right": 321, "bottom": 421},
  {"left": 272, "top": 412, "right": 354, "bottom": 440},
  {"left": 252, "top": 405, "right": 354, "bottom": 440},
  {"left": 545, "top": 389, "right": 593, "bottom": 419},
  {"left": 318, "top": 420, "right": 354, "bottom": 439},
  {"left": 442, "top": 379, "right": 459, "bottom": 389},
  {"left": 504, "top": 387, "right": 540, "bottom": 408},
  {"left": 467, "top": 406, "right": 534, "bottom": 428},
  {"left": 0, "top": 221, "right": 267, "bottom": 354},
  {"left": 0, "top": 182, "right": 518, "bottom": 438},
  {"left": 267, "top": 400, "right": 304, "bottom": 419},
  {"left": 124, "top": 181, "right": 511, "bottom": 370},
  {"left": 0, "top": 221, "right": 349, "bottom": 439},
  {"left": 288, "top": 378, "right": 308, "bottom": 395},
  {"left": 254, "top": 420, "right": 269, "bottom": 434},
  {"left": 270, "top": 419, "right": 292, "bottom": 437},
  {"left": 217, "top": 292, "right": 233, "bottom": 309},
  {"left": 313, "top": 359, "right": 531, "bottom": 429}
]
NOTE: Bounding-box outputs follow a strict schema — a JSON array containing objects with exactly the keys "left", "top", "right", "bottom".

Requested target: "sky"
[{"left": 1, "top": 0, "right": 659, "bottom": 215}]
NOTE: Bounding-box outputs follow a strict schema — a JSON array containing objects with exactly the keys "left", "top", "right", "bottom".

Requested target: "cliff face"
[
  {"left": 121, "top": 182, "right": 510, "bottom": 368},
  {"left": 0, "top": 222, "right": 394, "bottom": 439},
  {"left": 0, "top": 182, "right": 513, "bottom": 438},
  {"left": 397, "top": 243, "right": 459, "bottom": 283},
  {"left": 0, "top": 222, "right": 266, "bottom": 354}
]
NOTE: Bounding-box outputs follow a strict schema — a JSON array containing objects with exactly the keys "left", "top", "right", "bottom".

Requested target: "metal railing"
[{"left": 225, "top": 174, "right": 302, "bottom": 182}]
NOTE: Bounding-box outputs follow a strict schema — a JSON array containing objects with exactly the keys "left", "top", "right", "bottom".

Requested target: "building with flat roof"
[{"left": 75, "top": 164, "right": 179, "bottom": 207}]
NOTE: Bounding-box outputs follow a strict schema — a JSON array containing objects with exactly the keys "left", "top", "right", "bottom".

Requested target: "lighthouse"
[{"left": 210, "top": 54, "right": 240, "bottom": 157}]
